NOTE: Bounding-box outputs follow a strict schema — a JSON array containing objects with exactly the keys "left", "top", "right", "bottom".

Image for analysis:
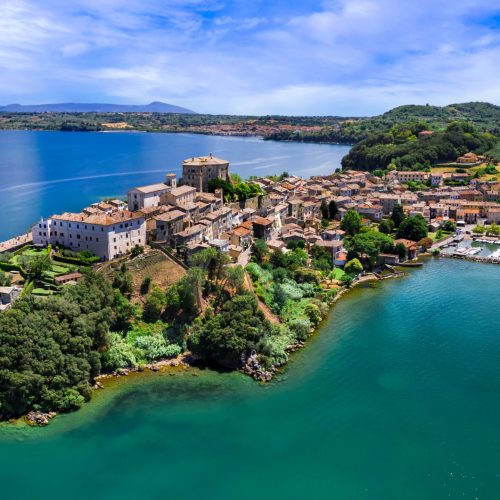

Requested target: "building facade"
[
  {"left": 182, "top": 154, "right": 229, "bottom": 192},
  {"left": 33, "top": 211, "right": 146, "bottom": 261}
]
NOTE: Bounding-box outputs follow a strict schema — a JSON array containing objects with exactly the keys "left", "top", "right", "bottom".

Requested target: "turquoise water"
[
  {"left": 1, "top": 258, "right": 499, "bottom": 499},
  {"left": 0, "top": 131, "right": 350, "bottom": 241}
]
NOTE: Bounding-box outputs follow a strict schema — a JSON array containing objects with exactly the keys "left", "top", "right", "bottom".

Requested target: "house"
[
  {"left": 456, "top": 152, "right": 479, "bottom": 164},
  {"left": 455, "top": 209, "right": 479, "bottom": 224},
  {"left": 230, "top": 226, "right": 253, "bottom": 249},
  {"left": 55, "top": 272, "right": 83, "bottom": 286},
  {"left": 252, "top": 217, "right": 274, "bottom": 241},
  {"left": 287, "top": 198, "right": 304, "bottom": 219},
  {"left": 154, "top": 210, "right": 185, "bottom": 243},
  {"left": 396, "top": 171, "right": 429, "bottom": 183},
  {"left": 0, "top": 286, "right": 22, "bottom": 312},
  {"left": 208, "top": 239, "right": 229, "bottom": 253},
  {"left": 379, "top": 253, "right": 400, "bottom": 265},
  {"left": 174, "top": 224, "right": 205, "bottom": 247},
  {"left": 127, "top": 176, "right": 173, "bottom": 211},
  {"left": 356, "top": 203, "right": 383, "bottom": 221},
  {"left": 321, "top": 229, "right": 345, "bottom": 241},
  {"left": 161, "top": 185, "right": 197, "bottom": 207},
  {"left": 418, "top": 130, "right": 434, "bottom": 139},
  {"left": 394, "top": 239, "right": 418, "bottom": 260}
]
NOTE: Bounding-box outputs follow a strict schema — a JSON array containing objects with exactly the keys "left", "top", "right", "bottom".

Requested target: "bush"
[
  {"left": 133, "top": 335, "right": 181, "bottom": 362},
  {"left": 101, "top": 333, "right": 137, "bottom": 371},
  {"left": 344, "top": 258, "right": 363, "bottom": 274}
]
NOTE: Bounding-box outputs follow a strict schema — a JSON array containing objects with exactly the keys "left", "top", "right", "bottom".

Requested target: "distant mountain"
[{"left": 0, "top": 101, "right": 196, "bottom": 114}]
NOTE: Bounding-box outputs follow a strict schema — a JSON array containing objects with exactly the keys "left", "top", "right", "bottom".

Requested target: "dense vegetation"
[
  {"left": 266, "top": 102, "right": 500, "bottom": 144},
  {"left": 0, "top": 271, "right": 112, "bottom": 419},
  {"left": 342, "top": 121, "right": 497, "bottom": 171}
]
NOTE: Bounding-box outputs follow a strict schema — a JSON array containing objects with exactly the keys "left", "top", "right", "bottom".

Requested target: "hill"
[
  {"left": 0, "top": 101, "right": 196, "bottom": 114},
  {"left": 341, "top": 121, "right": 497, "bottom": 172},
  {"left": 264, "top": 102, "right": 500, "bottom": 144}
]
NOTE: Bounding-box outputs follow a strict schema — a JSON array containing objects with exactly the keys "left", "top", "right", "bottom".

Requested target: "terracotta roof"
[{"left": 253, "top": 216, "right": 274, "bottom": 227}]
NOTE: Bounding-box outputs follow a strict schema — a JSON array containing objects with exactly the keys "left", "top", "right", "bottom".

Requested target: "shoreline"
[{"left": 18, "top": 268, "right": 407, "bottom": 427}]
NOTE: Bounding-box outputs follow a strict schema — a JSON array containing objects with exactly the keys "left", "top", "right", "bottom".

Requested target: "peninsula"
[{"left": 0, "top": 140, "right": 499, "bottom": 423}]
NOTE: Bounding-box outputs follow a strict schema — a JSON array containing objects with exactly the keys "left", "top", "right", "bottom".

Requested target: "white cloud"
[{"left": 0, "top": 0, "right": 498, "bottom": 113}]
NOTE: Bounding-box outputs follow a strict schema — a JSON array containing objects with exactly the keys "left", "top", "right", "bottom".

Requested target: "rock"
[
  {"left": 116, "top": 368, "right": 129, "bottom": 376},
  {"left": 150, "top": 365, "right": 160, "bottom": 372},
  {"left": 25, "top": 411, "right": 57, "bottom": 426},
  {"left": 93, "top": 381, "right": 104, "bottom": 389}
]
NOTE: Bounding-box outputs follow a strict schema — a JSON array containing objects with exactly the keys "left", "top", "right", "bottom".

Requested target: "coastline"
[{"left": 17, "top": 267, "right": 408, "bottom": 427}]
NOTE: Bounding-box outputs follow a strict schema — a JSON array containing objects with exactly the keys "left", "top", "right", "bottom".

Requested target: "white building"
[
  {"left": 127, "top": 174, "right": 177, "bottom": 211},
  {"left": 0, "top": 286, "right": 22, "bottom": 312},
  {"left": 33, "top": 210, "right": 146, "bottom": 261}
]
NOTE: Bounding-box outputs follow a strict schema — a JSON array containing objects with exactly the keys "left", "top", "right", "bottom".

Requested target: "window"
[
  {"left": 96, "top": 237, "right": 99, "bottom": 242},
  {"left": 69, "top": 223, "right": 72, "bottom": 228},
  {"left": 77, "top": 234, "right": 80, "bottom": 239}
]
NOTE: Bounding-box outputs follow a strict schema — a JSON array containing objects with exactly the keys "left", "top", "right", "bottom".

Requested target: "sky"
[{"left": 1, "top": 0, "right": 500, "bottom": 115}]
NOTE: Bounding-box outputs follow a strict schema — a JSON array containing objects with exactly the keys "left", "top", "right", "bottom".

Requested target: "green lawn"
[{"left": 32, "top": 288, "right": 53, "bottom": 296}]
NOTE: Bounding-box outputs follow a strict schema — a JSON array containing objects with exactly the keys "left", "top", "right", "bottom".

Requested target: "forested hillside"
[{"left": 341, "top": 121, "right": 497, "bottom": 172}]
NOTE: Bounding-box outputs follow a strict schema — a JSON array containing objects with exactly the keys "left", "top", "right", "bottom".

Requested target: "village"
[{"left": 0, "top": 152, "right": 499, "bottom": 313}]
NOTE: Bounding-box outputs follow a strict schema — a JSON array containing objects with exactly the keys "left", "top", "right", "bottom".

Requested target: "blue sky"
[{"left": 1, "top": 0, "right": 499, "bottom": 115}]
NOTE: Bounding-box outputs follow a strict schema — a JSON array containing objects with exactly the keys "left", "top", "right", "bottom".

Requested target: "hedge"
[{"left": 52, "top": 254, "right": 98, "bottom": 266}]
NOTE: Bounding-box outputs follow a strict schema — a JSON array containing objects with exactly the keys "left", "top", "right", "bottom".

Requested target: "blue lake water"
[
  {"left": 1, "top": 258, "right": 499, "bottom": 499},
  {"left": 0, "top": 131, "right": 350, "bottom": 241}
]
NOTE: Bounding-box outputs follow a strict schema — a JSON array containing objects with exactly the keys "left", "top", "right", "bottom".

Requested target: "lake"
[
  {"left": 1, "top": 258, "right": 499, "bottom": 499},
  {"left": 0, "top": 131, "right": 350, "bottom": 241}
]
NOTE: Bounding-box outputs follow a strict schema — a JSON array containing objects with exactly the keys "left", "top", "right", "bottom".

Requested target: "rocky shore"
[{"left": 25, "top": 411, "right": 57, "bottom": 426}]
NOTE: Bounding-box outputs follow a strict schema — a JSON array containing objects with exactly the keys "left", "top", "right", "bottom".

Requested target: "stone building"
[{"left": 182, "top": 154, "right": 229, "bottom": 192}]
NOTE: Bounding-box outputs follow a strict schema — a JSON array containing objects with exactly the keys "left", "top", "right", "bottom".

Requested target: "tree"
[
  {"left": 188, "top": 293, "right": 273, "bottom": 369},
  {"left": 140, "top": 276, "right": 152, "bottom": 295},
  {"left": 418, "top": 237, "right": 433, "bottom": 250},
  {"left": 394, "top": 242, "right": 408, "bottom": 260},
  {"left": 441, "top": 220, "right": 456, "bottom": 232},
  {"left": 328, "top": 200, "right": 338, "bottom": 220},
  {"left": 142, "top": 286, "right": 167, "bottom": 323},
  {"left": 378, "top": 219, "right": 395, "bottom": 234},
  {"left": 347, "top": 231, "right": 394, "bottom": 267},
  {"left": 131, "top": 245, "right": 144, "bottom": 258},
  {"left": 112, "top": 264, "right": 133, "bottom": 296},
  {"left": 340, "top": 210, "right": 362, "bottom": 236},
  {"left": 0, "top": 270, "right": 12, "bottom": 286},
  {"left": 396, "top": 214, "right": 428, "bottom": 241},
  {"left": 344, "top": 258, "right": 363, "bottom": 275},
  {"left": 0, "top": 271, "right": 114, "bottom": 419},
  {"left": 252, "top": 239, "right": 269, "bottom": 264},
  {"left": 320, "top": 200, "right": 329, "bottom": 220},
  {"left": 391, "top": 204, "right": 405, "bottom": 228},
  {"left": 19, "top": 254, "right": 51, "bottom": 280},
  {"left": 472, "top": 225, "right": 486, "bottom": 234}
]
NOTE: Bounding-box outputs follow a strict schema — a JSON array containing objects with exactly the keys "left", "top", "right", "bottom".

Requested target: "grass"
[
  {"left": 428, "top": 231, "right": 453, "bottom": 242},
  {"left": 32, "top": 288, "right": 53, "bottom": 296}
]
